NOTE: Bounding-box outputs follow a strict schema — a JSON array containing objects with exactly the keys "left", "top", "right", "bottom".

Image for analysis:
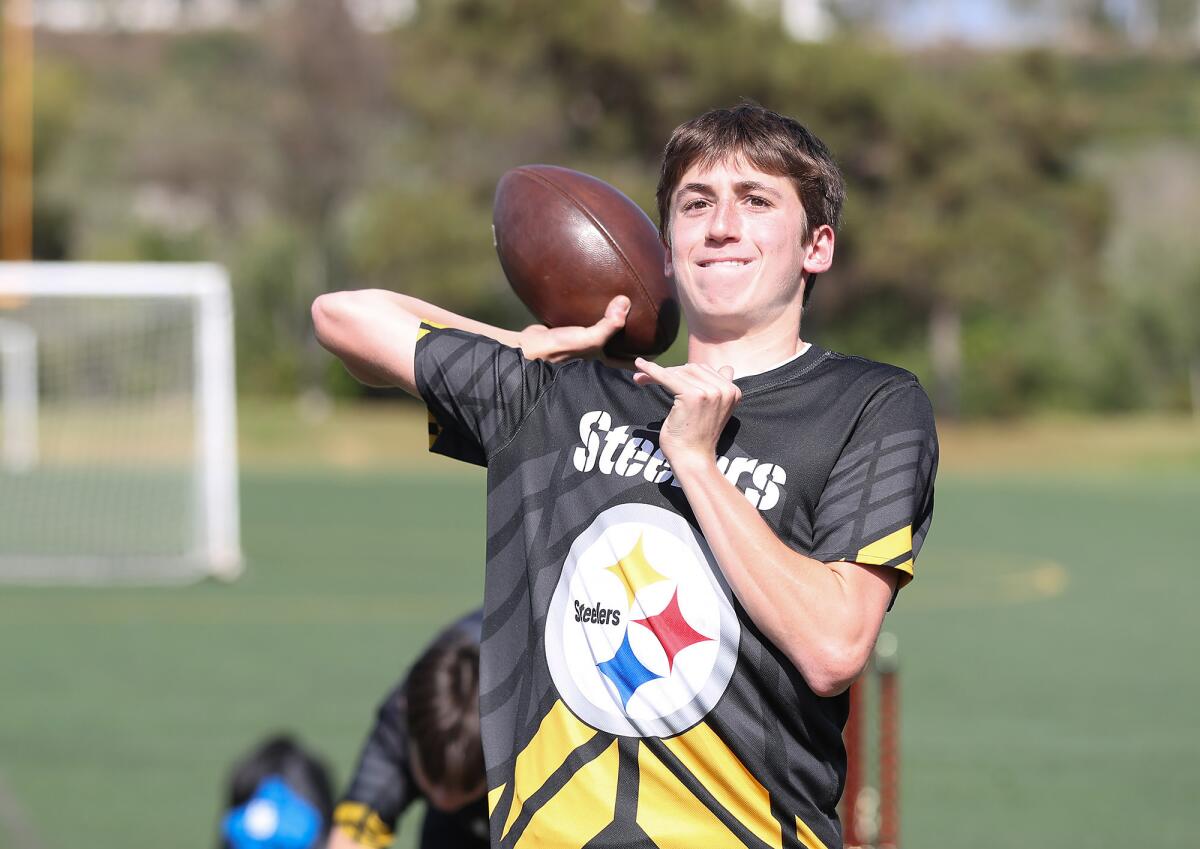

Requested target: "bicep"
[{"left": 312, "top": 289, "right": 422, "bottom": 396}]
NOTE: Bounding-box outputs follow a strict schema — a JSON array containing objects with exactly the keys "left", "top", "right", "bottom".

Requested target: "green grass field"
[{"left": 1, "top": 411, "right": 1198, "bottom": 848}]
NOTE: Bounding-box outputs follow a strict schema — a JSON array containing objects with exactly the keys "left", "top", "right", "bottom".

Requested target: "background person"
[
  {"left": 219, "top": 734, "right": 335, "bottom": 849},
  {"left": 330, "top": 609, "right": 488, "bottom": 849}
]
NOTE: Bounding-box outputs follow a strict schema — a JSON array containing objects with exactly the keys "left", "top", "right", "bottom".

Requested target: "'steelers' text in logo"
[{"left": 545, "top": 504, "right": 740, "bottom": 737}]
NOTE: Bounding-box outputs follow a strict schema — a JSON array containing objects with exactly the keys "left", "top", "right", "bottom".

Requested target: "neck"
[{"left": 686, "top": 312, "right": 806, "bottom": 378}]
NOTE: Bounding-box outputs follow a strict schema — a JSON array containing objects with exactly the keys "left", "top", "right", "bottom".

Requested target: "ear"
[
  {"left": 662, "top": 240, "right": 674, "bottom": 279},
  {"left": 802, "top": 225, "right": 835, "bottom": 276}
]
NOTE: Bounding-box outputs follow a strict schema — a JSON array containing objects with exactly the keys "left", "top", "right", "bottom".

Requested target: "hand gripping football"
[{"left": 493, "top": 165, "right": 679, "bottom": 358}]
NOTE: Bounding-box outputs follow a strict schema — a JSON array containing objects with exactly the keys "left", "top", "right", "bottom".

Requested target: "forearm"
[{"left": 669, "top": 455, "right": 890, "bottom": 696}]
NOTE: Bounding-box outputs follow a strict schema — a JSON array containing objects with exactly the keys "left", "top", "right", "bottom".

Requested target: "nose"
[{"left": 706, "top": 198, "right": 740, "bottom": 243}]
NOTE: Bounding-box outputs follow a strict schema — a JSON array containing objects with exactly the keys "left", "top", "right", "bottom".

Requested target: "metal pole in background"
[
  {"left": 2, "top": 0, "right": 34, "bottom": 261},
  {"left": 843, "top": 678, "right": 865, "bottom": 847},
  {"left": 876, "top": 632, "right": 901, "bottom": 849}
]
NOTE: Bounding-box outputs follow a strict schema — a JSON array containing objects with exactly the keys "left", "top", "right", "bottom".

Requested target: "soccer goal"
[{"left": 0, "top": 262, "right": 241, "bottom": 584}]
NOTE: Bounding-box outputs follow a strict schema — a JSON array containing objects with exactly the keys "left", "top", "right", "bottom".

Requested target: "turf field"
[{"left": 0, "top": 411, "right": 1197, "bottom": 849}]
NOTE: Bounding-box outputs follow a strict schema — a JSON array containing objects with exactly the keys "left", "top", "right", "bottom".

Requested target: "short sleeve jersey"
[
  {"left": 416, "top": 326, "right": 937, "bottom": 849},
  {"left": 333, "top": 610, "right": 488, "bottom": 849}
]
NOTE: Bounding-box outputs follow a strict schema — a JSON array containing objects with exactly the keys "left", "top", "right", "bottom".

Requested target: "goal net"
[{"left": 0, "top": 262, "right": 241, "bottom": 583}]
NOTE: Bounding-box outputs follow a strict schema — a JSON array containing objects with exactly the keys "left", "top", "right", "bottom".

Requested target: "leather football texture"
[{"left": 493, "top": 164, "right": 679, "bottom": 358}]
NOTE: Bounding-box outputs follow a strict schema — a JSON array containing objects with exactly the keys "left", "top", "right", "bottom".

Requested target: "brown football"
[{"left": 493, "top": 165, "right": 679, "bottom": 358}]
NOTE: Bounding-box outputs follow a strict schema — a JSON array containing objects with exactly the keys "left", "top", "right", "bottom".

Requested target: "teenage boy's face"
[{"left": 665, "top": 157, "right": 829, "bottom": 337}]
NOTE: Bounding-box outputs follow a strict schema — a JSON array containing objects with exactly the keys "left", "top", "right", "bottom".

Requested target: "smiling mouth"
[{"left": 698, "top": 259, "right": 753, "bottom": 268}]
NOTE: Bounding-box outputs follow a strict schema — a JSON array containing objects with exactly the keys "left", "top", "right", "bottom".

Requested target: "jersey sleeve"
[
  {"left": 332, "top": 682, "right": 415, "bottom": 849},
  {"left": 414, "top": 323, "right": 561, "bottom": 466},
  {"left": 809, "top": 378, "right": 938, "bottom": 589}
]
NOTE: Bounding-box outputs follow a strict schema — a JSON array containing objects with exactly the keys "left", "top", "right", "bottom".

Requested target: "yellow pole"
[{"left": 1, "top": 0, "right": 33, "bottom": 261}]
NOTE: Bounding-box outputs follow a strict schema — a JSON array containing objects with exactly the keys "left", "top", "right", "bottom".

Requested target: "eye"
[
  {"left": 746, "top": 195, "right": 772, "bottom": 208},
  {"left": 681, "top": 198, "right": 710, "bottom": 212}
]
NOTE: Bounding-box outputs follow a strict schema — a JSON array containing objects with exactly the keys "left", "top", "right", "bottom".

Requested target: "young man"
[
  {"left": 330, "top": 610, "right": 489, "bottom": 849},
  {"left": 314, "top": 104, "right": 937, "bottom": 849}
]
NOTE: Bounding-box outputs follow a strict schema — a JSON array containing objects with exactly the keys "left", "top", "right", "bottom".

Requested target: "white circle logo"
[{"left": 545, "top": 504, "right": 740, "bottom": 737}]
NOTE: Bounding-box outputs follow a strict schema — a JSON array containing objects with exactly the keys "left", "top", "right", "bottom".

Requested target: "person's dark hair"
[
  {"left": 405, "top": 629, "right": 484, "bottom": 796},
  {"left": 655, "top": 103, "right": 846, "bottom": 305},
  {"left": 220, "top": 734, "right": 334, "bottom": 848}
]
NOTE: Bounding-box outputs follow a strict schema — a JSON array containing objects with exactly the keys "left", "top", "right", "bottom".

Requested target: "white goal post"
[
  {"left": 0, "top": 316, "right": 38, "bottom": 473},
  {"left": 0, "top": 262, "right": 242, "bottom": 583}
]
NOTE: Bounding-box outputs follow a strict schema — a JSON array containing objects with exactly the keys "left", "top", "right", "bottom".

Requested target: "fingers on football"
[
  {"left": 577, "top": 296, "right": 630, "bottom": 348},
  {"left": 604, "top": 295, "right": 631, "bottom": 323}
]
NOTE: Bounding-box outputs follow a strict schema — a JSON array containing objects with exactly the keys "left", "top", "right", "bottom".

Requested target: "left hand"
[
  {"left": 632, "top": 358, "right": 741, "bottom": 468},
  {"left": 517, "top": 296, "right": 629, "bottom": 363}
]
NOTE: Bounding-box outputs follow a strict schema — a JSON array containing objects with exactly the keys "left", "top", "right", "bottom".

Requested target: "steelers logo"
[{"left": 545, "top": 504, "right": 740, "bottom": 737}]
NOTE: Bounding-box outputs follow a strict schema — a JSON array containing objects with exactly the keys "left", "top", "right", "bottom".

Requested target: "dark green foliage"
[{"left": 25, "top": 0, "right": 1200, "bottom": 413}]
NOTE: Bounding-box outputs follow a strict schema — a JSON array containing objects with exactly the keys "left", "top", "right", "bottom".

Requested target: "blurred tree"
[
  {"left": 1094, "top": 142, "right": 1200, "bottom": 413},
  {"left": 809, "top": 49, "right": 1107, "bottom": 416},
  {"left": 259, "top": 0, "right": 393, "bottom": 390},
  {"left": 26, "top": 0, "right": 1135, "bottom": 416}
]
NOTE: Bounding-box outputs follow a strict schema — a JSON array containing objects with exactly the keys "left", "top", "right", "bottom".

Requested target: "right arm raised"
[
  {"left": 312, "top": 290, "right": 631, "bottom": 397},
  {"left": 311, "top": 290, "right": 521, "bottom": 397}
]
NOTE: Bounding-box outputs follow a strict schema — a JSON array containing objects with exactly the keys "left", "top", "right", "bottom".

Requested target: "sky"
[
  {"left": 882, "top": 0, "right": 1164, "bottom": 47},
  {"left": 885, "top": 0, "right": 1066, "bottom": 47}
]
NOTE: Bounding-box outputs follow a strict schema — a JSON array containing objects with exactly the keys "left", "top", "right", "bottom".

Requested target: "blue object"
[{"left": 222, "top": 775, "right": 323, "bottom": 849}]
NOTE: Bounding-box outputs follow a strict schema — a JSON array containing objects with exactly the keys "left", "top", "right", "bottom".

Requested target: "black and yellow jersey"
[{"left": 416, "top": 325, "right": 937, "bottom": 849}]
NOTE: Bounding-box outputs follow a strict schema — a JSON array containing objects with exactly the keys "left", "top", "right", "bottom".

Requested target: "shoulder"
[
  {"left": 376, "top": 679, "right": 408, "bottom": 724},
  {"left": 529, "top": 356, "right": 636, "bottom": 394},
  {"left": 812, "top": 351, "right": 936, "bottom": 439},
  {"left": 817, "top": 349, "right": 920, "bottom": 388}
]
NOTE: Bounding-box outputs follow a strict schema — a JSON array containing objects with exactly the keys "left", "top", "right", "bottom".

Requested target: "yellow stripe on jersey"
[
  {"left": 488, "top": 783, "right": 507, "bottom": 815},
  {"left": 501, "top": 700, "right": 599, "bottom": 840},
  {"left": 853, "top": 525, "right": 915, "bottom": 578},
  {"left": 854, "top": 525, "right": 912, "bottom": 564},
  {"left": 415, "top": 319, "right": 449, "bottom": 342},
  {"left": 415, "top": 316, "right": 448, "bottom": 340},
  {"left": 794, "top": 815, "right": 831, "bottom": 849},
  {"left": 427, "top": 410, "right": 442, "bottom": 449},
  {"left": 420, "top": 320, "right": 450, "bottom": 448},
  {"left": 636, "top": 731, "right": 781, "bottom": 849},
  {"left": 638, "top": 742, "right": 733, "bottom": 847},
  {"left": 513, "top": 739, "right": 619, "bottom": 849},
  {"left": 331, "top": 802, "right": 393, "bottom": 849},
  {"left": 659, "top": 722, "right": 782, "bottom": 848}
]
